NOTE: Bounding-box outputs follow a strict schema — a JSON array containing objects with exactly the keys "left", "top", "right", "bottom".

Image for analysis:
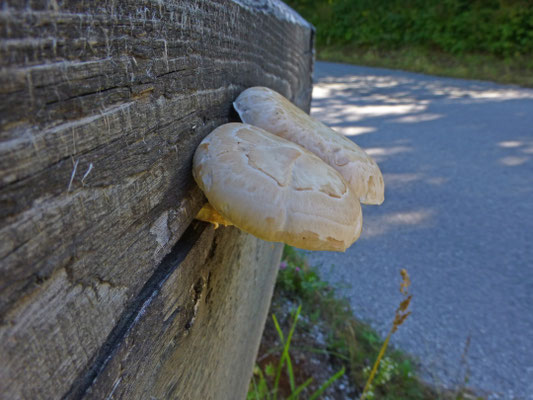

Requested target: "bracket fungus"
[
  {"left": 192, "top": 88, "right": 384, "bottom": 252},
  {"left": 193, "top": 123, "right": 362, "bottom": 252},
  {"left": 234, "top": 87, "right": 384, "bottom": 205}
]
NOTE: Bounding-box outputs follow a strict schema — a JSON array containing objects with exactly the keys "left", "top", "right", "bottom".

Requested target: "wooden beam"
[{"left": 0, "top": 1, "right": 313, "bottom": 398}]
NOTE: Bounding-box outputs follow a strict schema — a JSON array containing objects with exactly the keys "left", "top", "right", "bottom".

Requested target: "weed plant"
[
  {"left": 250, "top": 246, "right": 485, "bottom": 399},
  {"left": 248, "top": 305, "right": 345, "bottom": 400},
  {"left": 360, "top": 269, "right": 412, "bottom": 399},
  {"left": 250, "top": 246, "right": 441, "bottom": 399}
]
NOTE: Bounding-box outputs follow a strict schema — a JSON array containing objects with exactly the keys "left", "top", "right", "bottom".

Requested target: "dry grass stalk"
[{"left": 360, "top": 269, "right": 412, "bottom": 399}]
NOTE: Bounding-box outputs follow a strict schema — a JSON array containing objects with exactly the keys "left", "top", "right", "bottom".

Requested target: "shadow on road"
[{"left": 307, "top": 62, "right": 533, "bottom": 399}]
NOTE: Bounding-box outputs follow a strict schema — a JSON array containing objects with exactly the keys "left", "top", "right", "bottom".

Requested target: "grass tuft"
[
  {"left": 248, "top": 304, "right": 345, "bottom": 400},
  {"left": 249, "top": 246, "right": 486, "bottom": 399}
]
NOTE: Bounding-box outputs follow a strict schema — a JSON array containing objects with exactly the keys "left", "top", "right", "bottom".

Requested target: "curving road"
[{"left": 305, "top": 62, "right": 533, "bottom": 400}]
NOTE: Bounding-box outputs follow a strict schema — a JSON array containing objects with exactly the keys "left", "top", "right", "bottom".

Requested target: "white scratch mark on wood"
[
  {"left": 150, "top": 211, "right": 170, "bottom": 256},
  {"left": 161, "top": 39, "right": 169, "bottom": 72},
  {"left": 26, "top": 71, "right": 34, "bottom": 109},
  {"left": 105, "top": 376, "right": 122, "bottom": 400},
  {"left": 81, "top": 163, "right": 93, "bottom": 184},
  {"left": 67, "top": 158, "right": 79, "bottom": 192}
]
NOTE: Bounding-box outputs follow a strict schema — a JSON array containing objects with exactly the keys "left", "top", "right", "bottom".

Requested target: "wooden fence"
[{"left": 0, "top": 1, "right": 314, "bottom": 398}]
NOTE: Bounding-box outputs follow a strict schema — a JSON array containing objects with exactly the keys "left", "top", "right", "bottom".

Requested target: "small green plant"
[
  {"left": 361, "top": 357, "right": 406, "bottom": 400},
  {"left": 277, "top": 256, "right": 328, "bottom": 302},
  {"left": 248, "top": 304, "right": 345, "bottom": 400},
  {"left": 252, "top": 246, "right": 484, "bottom": 400}
]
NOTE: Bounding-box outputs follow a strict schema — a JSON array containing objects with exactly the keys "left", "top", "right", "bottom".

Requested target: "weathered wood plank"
[
  {"left": 67, "top": 223, "right": 283, "bottom": 400},
  {"left": 0, "top": 0, "right": 313, "bottom": 398}
]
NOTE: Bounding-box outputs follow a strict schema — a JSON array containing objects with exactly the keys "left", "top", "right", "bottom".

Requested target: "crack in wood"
[{"left": 62, "top": 221, "right": 207, "bottom": 400}]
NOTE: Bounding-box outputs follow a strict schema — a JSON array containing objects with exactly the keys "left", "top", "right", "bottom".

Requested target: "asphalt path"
[{"left": 305, "top": 62, "right": 533, "bottom": 400}]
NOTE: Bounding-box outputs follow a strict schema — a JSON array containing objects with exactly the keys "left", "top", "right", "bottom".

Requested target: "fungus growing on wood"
[
  {"left": 193, "top": 123, "right": 362, "bottom": 252},
  {"left": 196, "top": 203, "right": 233, "bottom": 229},
  {"left": 233, "top": 87, "right": 385, "bottom": 205}
]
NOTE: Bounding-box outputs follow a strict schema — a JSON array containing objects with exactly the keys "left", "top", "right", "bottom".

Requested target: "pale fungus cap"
[
  {"left": 234, "top": 87, "right": 385, "bottom": 205},
  {"left": 193, "top": 123, "right": 363, "bottom": 252}
]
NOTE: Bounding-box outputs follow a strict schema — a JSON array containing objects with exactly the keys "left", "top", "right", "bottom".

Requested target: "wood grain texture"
[
  {"left": 0, "top": 0, "right": 313, "bottom": 398},
  {"left": 76, "top": 223, "right": 283, "bottom": 400}
]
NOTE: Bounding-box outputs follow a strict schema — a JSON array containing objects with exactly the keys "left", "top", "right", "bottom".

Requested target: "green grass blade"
[
  {"left": 250, "top": 375, "right": 261, "bottom": 400},
  {"left": 309, "top": 366, "right": 346, "bottom": 400},
  {"left": 283, "top": 305, "right": 301, "bottom": 392},
  {"left": 273, "top": 305, "right": 301, "bottom": 399},
  {"left": 285, "top": 350, "right": 296, "bottom": 393},
  {"left": 248, "top": 376, "right": 257, "bottom": 400},
  {"left": 254, "top": 366, "right": 270, "bottom": 400},
  {"left": 272, "top": 313, "right": 285, "bottom": 343},
  {"left": 287, "top": 377, "right": 314, "bottom": 400},
  {"left": 272, "top": 314, "right": 285, "bottom": 400},
  {"left": 273, "top": 312, "right": 295, "bottom": 392}
]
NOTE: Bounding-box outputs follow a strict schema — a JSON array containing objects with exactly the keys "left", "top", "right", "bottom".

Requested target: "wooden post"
[{"left": 0, "top": 1, "right": 314, "bottom": 398}]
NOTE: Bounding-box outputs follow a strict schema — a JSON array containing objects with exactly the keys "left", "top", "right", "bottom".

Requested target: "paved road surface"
[{"left": 305, "top": 62, "right": 533, "bottom": 400}]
